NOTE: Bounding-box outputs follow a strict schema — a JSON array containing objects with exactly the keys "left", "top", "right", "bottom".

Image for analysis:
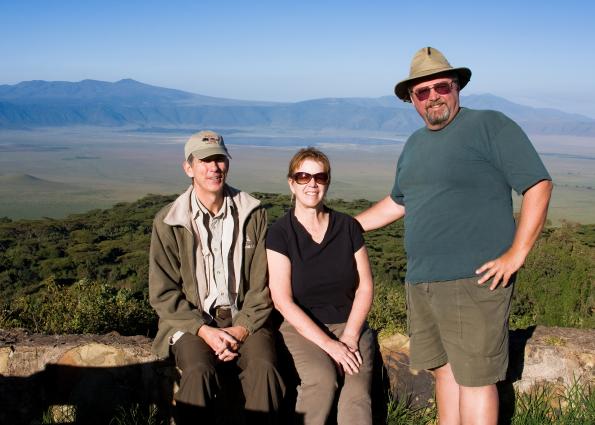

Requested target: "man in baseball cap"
[
  {"left": 149, "top": 130, "right": 285, "bottom": 423},
  {"left": 357, "top": 47, "right": 552, "bottom": 424}
]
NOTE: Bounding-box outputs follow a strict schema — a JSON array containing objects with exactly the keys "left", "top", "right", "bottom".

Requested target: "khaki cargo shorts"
[{"left": 405, "top": 276, "right": 513, "bottom": 387}]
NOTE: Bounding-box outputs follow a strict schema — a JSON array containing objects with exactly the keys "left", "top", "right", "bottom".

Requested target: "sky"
[{"left": 2, "top": 0, "right": 595, "bottom": 118}]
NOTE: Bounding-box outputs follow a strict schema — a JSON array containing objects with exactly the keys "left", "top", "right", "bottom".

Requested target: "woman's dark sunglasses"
[
  {"left": 413, "top": 81, "right": 456, "bottom": 101},
  {"left": 292, "top": 172, "right": 330, "bottom": 185}
]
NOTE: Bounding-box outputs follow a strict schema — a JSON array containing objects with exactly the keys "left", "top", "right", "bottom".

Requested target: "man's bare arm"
[
  {"left": 355, "top": 195, "right": 405, "bottom": 232},
  {"left": 476, "top": 179, "right": 553, "bottom": 289}
]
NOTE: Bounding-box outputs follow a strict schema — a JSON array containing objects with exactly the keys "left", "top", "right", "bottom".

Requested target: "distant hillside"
[
  {"left": 0, "top": 174, "right": 79, "bottom": 191},
  {"left": 1, "top": 79, "right": 594, "bottom": 136},
  {"left": 0, "top": 174, "right": 110, "bottom": 220},
  {"left": 461, "top": 94, "right": 595, "bottom": 136}
]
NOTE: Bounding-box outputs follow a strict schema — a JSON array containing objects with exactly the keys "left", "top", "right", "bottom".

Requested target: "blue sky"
[{"left": 2, "top": 0, "right": 595, "bottom": 117}]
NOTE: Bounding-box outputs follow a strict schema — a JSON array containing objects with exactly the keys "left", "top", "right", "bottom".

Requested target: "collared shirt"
[{"left": 190, "top": 190, "right": 236, "bottom": 317}]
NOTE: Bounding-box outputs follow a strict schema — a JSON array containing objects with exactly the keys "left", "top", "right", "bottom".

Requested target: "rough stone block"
[{"left": 1, "top": 326, "right": 593, "bottom": 423}]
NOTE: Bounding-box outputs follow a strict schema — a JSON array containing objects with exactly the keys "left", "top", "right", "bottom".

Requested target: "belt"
[{"left": 212, "top": 306, "right": 232, "bottom": 320}]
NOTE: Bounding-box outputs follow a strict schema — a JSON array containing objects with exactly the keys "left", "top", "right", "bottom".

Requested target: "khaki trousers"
[
  {"left": 171, "top": 317, "right": 285, "bottom": 424},
  {"left": 279, "top": 321, "right": 375, "bottom": 425}
]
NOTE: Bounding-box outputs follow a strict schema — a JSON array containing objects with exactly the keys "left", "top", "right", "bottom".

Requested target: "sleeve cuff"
[{"left": 169, "top": 330, "right": 186, "bottom": 345}]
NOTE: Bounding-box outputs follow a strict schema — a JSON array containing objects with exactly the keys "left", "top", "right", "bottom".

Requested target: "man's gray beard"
[{"left": 425, "top": 104, "right": 451, "bottom": 126}]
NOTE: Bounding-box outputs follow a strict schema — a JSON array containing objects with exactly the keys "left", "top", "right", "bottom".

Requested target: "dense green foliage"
[
  {"left": 0, "top": 194, "right": 171, "bottom": 297},
  {"left": 0, "top": 194, "right": 172, "bottom": 334},
  {"left": 511, "top": 224, "right": 595, "bottom": 329},
  {"left": 0, "top": 193, "right": 593, "bottom": 335},
  {"left": 2, "top": 277, "right": 156, "bottom": 335}
]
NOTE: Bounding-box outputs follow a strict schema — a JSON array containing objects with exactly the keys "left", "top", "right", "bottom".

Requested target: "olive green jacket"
[{"left": 149, "top": 185, "right": 271, "bottom": 358}]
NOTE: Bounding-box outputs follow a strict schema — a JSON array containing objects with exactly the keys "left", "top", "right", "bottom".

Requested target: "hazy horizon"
[
  {"left": 1, "top": 127, "right": 593, "bottom": 224},
  {"left": 2, "top": 1, "right": 594, "bottom": 118},
  {"left": 2, "top": 2, "right": 594, "bottom": 222}
]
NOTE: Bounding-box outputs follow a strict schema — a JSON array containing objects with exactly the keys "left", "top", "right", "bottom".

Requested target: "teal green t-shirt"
[{"left": 391, "top": 107, "right": 551, "bottom": 283}]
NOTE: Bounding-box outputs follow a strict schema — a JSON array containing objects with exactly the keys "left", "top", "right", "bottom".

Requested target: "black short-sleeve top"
[{"left": 266, "top": 207, "right": 365, "bottom": 324}]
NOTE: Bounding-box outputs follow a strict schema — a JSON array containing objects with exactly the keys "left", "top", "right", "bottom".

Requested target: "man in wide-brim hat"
[{"left": 357, "top": 47, "right": 552, "bottom": 424}]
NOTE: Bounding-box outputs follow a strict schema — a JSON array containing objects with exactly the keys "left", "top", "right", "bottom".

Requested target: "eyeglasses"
[
  {"left": 292, "top": 172, "right": 330, "bottom": 185},
  {"left": 411, "top": 81, "right": 457, "bottom": 101}
]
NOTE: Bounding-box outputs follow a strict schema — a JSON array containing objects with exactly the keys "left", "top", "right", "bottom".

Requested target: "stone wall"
[
  {"left": 380, "top": 326, "right": 595, "bottom": 417},
  {"left": 0, "top": 331, "right": 175, "bottom": 424},
  {"left": 1, "top": 326, "right": 593, "bottom": 423}
]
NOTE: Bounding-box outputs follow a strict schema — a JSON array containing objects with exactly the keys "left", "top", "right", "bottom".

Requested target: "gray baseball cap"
[{"left": 184, "top": 130, "right": 231, "bottom": 160}]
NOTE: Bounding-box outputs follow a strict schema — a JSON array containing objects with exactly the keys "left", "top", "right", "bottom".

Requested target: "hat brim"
[
  {"left": 190, "top": 146, "right": 231, "bottom": 160},
  {"left": 394, "top": 67, "right": 472, "bottom": 102}
]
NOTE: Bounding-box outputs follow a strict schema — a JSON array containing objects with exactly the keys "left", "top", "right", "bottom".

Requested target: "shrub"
[
  {"left": 1, "top": 277, "right": 156, "bottom": 335},
  {"left": 511, "top": 224, "right": 594, "bottom": 329},
  {"left": 368, "top": 275, "right": 407, "bottom": 338}
]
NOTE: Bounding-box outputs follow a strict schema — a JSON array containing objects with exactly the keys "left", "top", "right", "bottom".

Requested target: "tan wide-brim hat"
[{"left": 394, "top": 46, "right": 472, "bottom": 102}]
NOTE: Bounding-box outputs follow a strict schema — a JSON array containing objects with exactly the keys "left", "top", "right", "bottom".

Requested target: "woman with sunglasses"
[{"left": 266, "top": 147, "right": 375, "bottom": 425}]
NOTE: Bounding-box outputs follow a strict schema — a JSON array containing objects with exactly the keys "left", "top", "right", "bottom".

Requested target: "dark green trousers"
[{"left": 171, "top": 318, "right": 285, "bottom": 424}]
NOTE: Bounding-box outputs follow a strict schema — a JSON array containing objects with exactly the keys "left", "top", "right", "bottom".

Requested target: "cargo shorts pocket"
[{"left": 457, "top": 278, "right": 512, "bottom": 357}]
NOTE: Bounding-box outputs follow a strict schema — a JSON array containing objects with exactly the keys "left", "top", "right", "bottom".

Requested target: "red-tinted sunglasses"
[
  {"left": 412, "top": 81, "right": 457, "bottom": 101},
  {"left": 292, "top": 172, "right": 330, "bottom": 185}
]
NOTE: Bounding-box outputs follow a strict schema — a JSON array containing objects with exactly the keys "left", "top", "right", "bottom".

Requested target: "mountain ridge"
[{"left": 1, "top": 79, "right": 593, "bottom": 136}]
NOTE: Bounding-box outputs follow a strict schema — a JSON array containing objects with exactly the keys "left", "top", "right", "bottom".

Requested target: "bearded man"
[{"left": 356, "top": 47, "right": 552, "bottom": 425}]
